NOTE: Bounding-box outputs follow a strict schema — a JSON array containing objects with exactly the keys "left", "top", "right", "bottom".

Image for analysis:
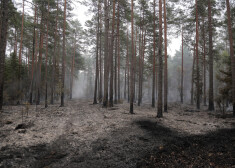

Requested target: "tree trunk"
[
  {"left": 103, "top": 0, "right": 109, "bottom": 107},
  {"left": 124, "top": 29, "right": 129, "bottom": 100},
  {"left": 45, "top": 1, "right": 50, "bottom": 108},
  {"left": 36, "top": 12, "right": 44, "bottom": 105},
  {"left": 117, "top": 2, "right": 121, "bottom": 102},
  {"left": 226, "top": 0, "right": 235, "bottom": 116},
  {"left": 0, "top": 0, "right": 9, "bottom": 110},
  {"left": 70, "top": 34, "right": 76, "bottom": 100},
  {"left": 181, "top": 27, "right": 184, "bottom": 103},
  {"left": 130, "top": 0, "right": 134, "bottom": 114},
  {"left": 29, "top": 6, "right": 37, "bottom": 105},
  {"left": 61, "top": 0, "right": 67, "bottom": 107},
  {"left": 203, "top": 18, "right": 206, "bottom": 106},
  {"left": 208, "top": 0, "right": 214, "bottom": 111},
  {"left": 191, "top": 45, "right": 196, "bottom": 105},
  {"left": 195, "top": 0, "right": 200, "bottom": 110},
  {"left": 163, "top": 0, "right": 168, "bottom": 112},
  {"left": 152, "top": 0, "right": 156, "bottom": 108},
  {"left": 51, "top": 0, "right": 58, "bottom": 105},
  {"left": 108, "top": 0, "right": 116, "bottom": 107},
  {"left": 19, "top": 0, "right": 24, "bottom": 66},
  {"left": 157, "top": 0, "right": 163, "bottom": 118},
  {"left": 114, "top": 33, "right": 118, "bottom": 103},
  {"left": 98, "top": 10, "right": 103, "bottom": 103},
  {"left": 94, "top": 1, "right": 101, "bottom": 104}
]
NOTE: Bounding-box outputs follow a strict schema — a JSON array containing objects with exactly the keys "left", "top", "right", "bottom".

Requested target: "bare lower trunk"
[
  {"left": 71, "top": 34, "right": 76, "bottom": 100},
  {"left": 203, "top": 18, "right": 206, "bottom": 106},
  {"left": 103, "top": 0, "right": 109, "bottom": 107},
  {"left": 163, "top": 0, "right": 168, "bottom": 112},
  {"left": 130, "top": 0, "right": 134, "bottom": 114},
  {"left": 108, "top": 0, "right": 116, "bottom": 107},
  {"left": 45, "top": 1, "right": 50, "bottom": 108},
  {"left": 29, "top": 6, "right": 37, "bottom": 105},
  {"left": 181, "top": 28, "right": 184, "bottom": 103},
  {"left": 94, "top": 2, "right": 101, "bottom": 104},
  {"left": 208, "top": 0, "right": 214, "bottom": 111},
  {"left": 51, "top": 0, "right": 58, "bottom": 105},
  {"left": 0, "top": 0, "right": 9, "bottom": 110},
  {"left": 226, "top": 0, "right": 235, "bottom": 116},
  {"left": 152, "top": 0, "right": 156, "bottom": 108},
  {"left": 61, "top": 0, "right": 67, "bottom": 107},
  {"left": 195, "top": 0, "right": 200, "bottom": 110},
  {"left": 191, "top": 45, "right": 196, "bottom": 105},
  {"left": 157, "top": 0, "right": 163, "bottom": 118}
]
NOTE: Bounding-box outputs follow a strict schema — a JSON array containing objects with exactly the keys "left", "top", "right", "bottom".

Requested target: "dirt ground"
[{"left": 0, "top": 99, "right": 234, "bottom": 168}]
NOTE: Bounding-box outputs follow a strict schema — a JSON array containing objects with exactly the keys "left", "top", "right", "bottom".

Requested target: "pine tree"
[
  {"left": 0, "top": 0, "right": 10, "bottom": 110},
  {"left": 226, "top": 0, "right": 235, "bottom": 115},
  {"left": 157, "top": 0, "right": 163, "bottom": 118},
  {"left": 208, "top": 0, "right": 214, "bottom": 111}
]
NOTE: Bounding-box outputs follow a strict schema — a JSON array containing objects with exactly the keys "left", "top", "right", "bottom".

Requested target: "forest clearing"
[
  {"left": 0, "top": 100, "right": 234, "bottom": 167},
  {"left": 0, "top": 0, "right": 235, "bottom": 167}
]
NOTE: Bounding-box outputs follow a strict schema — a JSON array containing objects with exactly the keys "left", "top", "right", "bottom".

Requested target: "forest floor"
[{"left": 0, "top": 99, "right": 234, "bottom": 168}]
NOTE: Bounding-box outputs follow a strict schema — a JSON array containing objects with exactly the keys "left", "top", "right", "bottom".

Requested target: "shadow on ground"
[{"left": 0, "top": 119, "right": 234, "bottom": 168}]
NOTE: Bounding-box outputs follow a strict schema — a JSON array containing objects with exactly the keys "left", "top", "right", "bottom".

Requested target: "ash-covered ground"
[{"left": 0, "top": 99, "right": 234, "bottom": 168}]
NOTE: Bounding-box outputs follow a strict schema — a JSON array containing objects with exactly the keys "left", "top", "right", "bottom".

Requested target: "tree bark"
[
  {"left": 152, "top": 0, "right": 156, "bottom": 108},
  {"left": 103, "top": 0, "right": 109, "bottom": 107},
  {"left": 191, "top": 45, "right": 196, "bottom": 105},
  {"left": 124, "top": 29, "right": 128, "bottom": 100},
  {"left": 29, "top": 5, "right": 37, "bottom": 105},
  {"left": 163, "top": 0, "right": 168, "bottom": 112},
  {"left": 70, "top": 34, "right": 76, "bottom": 100},
  {"left": 157, "top": 0, "right": 163, "bottom": 118},
  {"left": 226, "top": 0, "right": 235, "bottom": 116},
  {"left": 108, "top": 0, "right": 116, "bottom": 107},
  {"left": 195, "top": 0, "right": 200, "bottom": 110},
  {"left": 45, "top": 1, "right": 50, "bottom": 108},
  {"left": 181, "top": 27, "right": 183, "bottom": 103},
  {"left": 203, "top": 18, "right": 206, "bottom": 106},
  {"left": 61, "top": 0, "right": 67, "bottom": 107},
  {"left": 36, "top": 12, "right": 45, "bottom": 105},
  {"left": 98, "top": 9, "right": 103, "bottom": 103},
  {"left": 208, "top": 0, "right": 214, "bottom": 111},
  {"left": 94, "top": 1, "right": 101, "bottom": 104},
  {"left": 130, "top": 0, "right": 134, "bottom": 114},
  {"left": 0, "top": 0, "right": 9, "bottom": 110},
  {"left": 117, "top": 2, "right": 121, "bottom": 102},
  {"left": 19, "top": 0, "right": 24, "bottom": 66},
  {"left": 51, "top": 0, "right": 59, "bottom": 105}
]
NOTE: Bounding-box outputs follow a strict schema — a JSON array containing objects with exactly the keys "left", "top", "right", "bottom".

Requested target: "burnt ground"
[{"left": 0, "top": 99, "right": 234, "bottom": 168}]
